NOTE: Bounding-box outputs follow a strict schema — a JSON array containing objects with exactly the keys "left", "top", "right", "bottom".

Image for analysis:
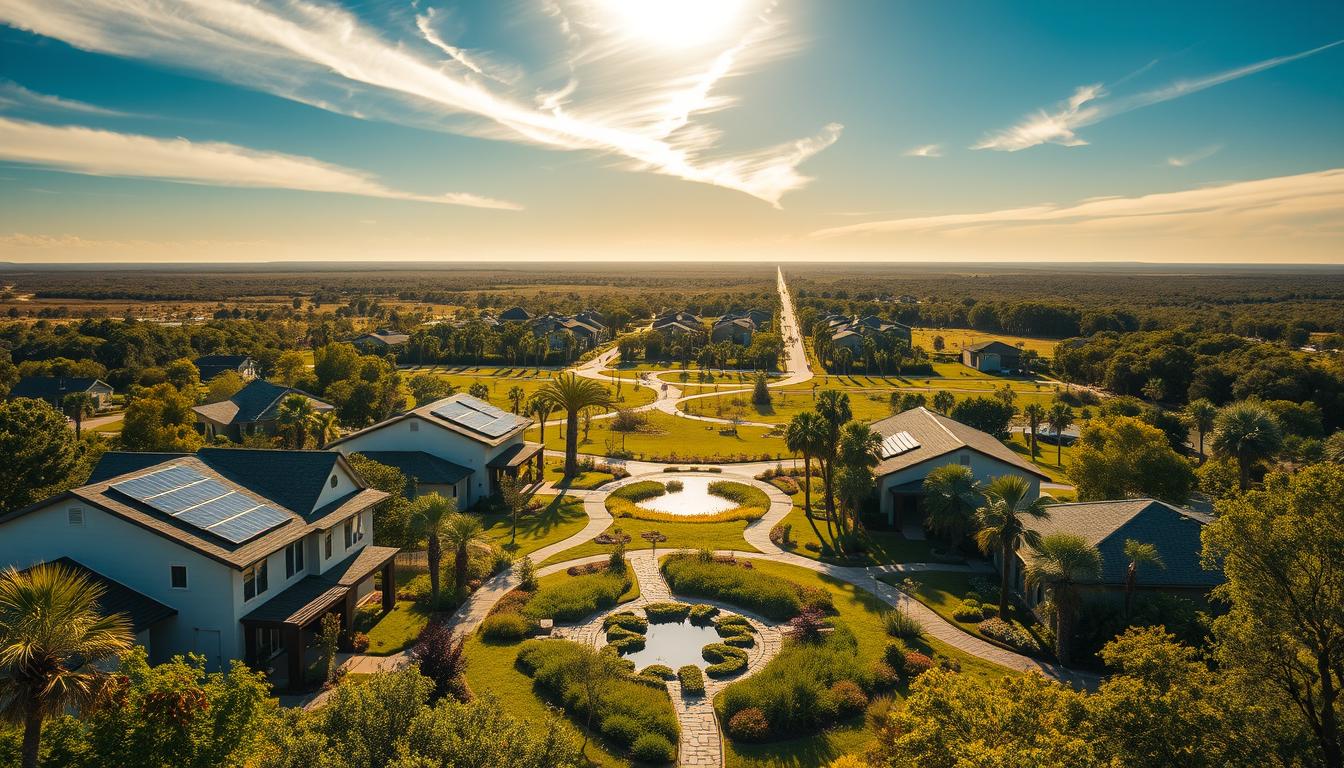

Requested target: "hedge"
[
  {"left": 689, "top": 604, "right": 720, "bottom": 624},
  {"left": 604, "top": 611, "right": 649, "bottom": 633},
  {"left": 662, "top": 554, "right": 802, "bottom": 620},
  {"left": 701, "top": 643, "right": 748, "bottom": 678},
  {"left": 678, "top": 665, "right": 705, "bottom": 695},
  {"left": 522, "top": 570, "right": 631, "bottom": 622},
  {"left": 480, "top": 611, "right": 533, "bottom": 641},
  {"left": 643, "top": 602, "right": 692, "bottom": 623}
]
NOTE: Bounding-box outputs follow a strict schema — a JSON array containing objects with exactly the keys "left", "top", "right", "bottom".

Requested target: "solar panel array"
[
  {"left": 430, "top": 396, "right": 526, "bottom": 437},
  {"left": 879, "top": 431, "right": 921, "bottom": 459},
  {"left": 111, "top": 465, "right": 290, "bottom": 544}
]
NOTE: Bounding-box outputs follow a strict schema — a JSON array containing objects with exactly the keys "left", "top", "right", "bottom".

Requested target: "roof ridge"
[{"left": 921, "top": 407, "right": 963, "bottom": 445}]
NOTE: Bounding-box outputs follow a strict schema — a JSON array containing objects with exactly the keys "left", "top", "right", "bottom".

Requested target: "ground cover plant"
[
  {"left": 522, "top": 567, "right": 634, "bottom": 621},
  {"left": 661, "top": 552, "right": 832, "bottom": 621}
]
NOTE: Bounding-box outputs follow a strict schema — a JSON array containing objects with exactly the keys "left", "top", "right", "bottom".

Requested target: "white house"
[
  {"left": 0, "top": 448, "right": 395, "bottom": 692},
  {"left": 870, "top": 407, "right": 1049, "bottom": 531},
  {"left": 327, "top": 393, "right": 542, "bottom": 508}
]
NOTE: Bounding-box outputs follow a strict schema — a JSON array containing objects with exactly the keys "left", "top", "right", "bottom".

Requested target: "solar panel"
[
  {"left": 110, "top": 465, "right": 290, "bottom": 544},
  {"left": 879, "top": 431, "right": 921, "bottom": 459},
  {"left": 430, "top": 395, "right": 525, "bottom": 438}
]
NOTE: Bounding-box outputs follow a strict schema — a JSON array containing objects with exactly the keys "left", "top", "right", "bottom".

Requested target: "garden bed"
[{"left": 606, "top": 478, "right": 770, "bottom": 523}]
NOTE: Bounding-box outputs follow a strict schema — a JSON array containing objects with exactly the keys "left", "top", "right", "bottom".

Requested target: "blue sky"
[{"left": 0, "top": 0, "right": 1341, "bottom": 262}]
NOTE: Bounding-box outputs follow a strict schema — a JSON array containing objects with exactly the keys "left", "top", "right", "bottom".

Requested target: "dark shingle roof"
[
  {"left": 192, "top": 380, "right": 332, "bottom": 426},
  {"left": 500, "top": 307, "right": 532, "bottom": 322},
  {"left": 196, "top": 448, "right": 343, "bottom": 514},
  {"left": 87, "top": 452, "right": 192, "bottom": 484},
  {"left": 241, "top": 545, "right": 397, "bottom": 626},
  {"left": 193, "top": 355, "right": 253, "bottom": 380},
  {"left": 869, "top": 407, "right": 1049, "bottom": 480},
  {"left": 966, "top": 340, "right": 1022, "bottom": 355},
  {"left": 10, "top": 376, "right": 110, "bottom": 401},
  {"left": 356, "top": 451, "right": 472, "bottom": 484},
  {"left": 30, "top": 558, "right": 176, "bottom": 633}
]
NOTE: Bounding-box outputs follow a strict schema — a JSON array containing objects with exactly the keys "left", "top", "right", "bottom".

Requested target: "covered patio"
[
  {"left": 487, "top": 441, "right": 545, "bottom": 492},
  {"left": 888, "top": 480, "right": 927, "bottom": 538}
]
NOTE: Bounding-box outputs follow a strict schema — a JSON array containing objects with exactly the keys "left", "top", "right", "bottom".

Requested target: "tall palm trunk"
[
  {"left": 455, "top": 542, "right": 469, "bottom": 599},
  {"left": 564, "top": 409, "right": 580, "bottom": 476},
  {"left": 999, "top": 541, "right": 1013, "bottom": 618},
  {"left": 1055, "top": 597, "right": 1074, "bottom": 665},
  {"left": 427, "top": 534, "right": 442, "bottom": 608},
  {"left": 800, "top": 454, "right": 826, "bottom": 545},
  {"left": 820, "top": 457, "right": 837, "bottom": 550},
  {"left": 22, "top": 700, "right": 41, "bottom": 768},
  {"left": 1124, "top": 563, "right": 1138, "bottom": 619},
  {"left": 1237, "top": 449, "right": 1251, "bottom": 490}
]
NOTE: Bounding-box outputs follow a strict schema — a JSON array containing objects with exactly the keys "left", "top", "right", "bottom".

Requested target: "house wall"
[{"left": 876, "top": 450, "right": 1042, "bottom": 523}]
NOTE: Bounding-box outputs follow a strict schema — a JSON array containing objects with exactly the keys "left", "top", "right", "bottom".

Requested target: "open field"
[
  {"left": 536, "top": 410, "right": 789, "bottom": 463},
  {"left": 912, "top": 328, "right": 1062, "bottom": 358}
]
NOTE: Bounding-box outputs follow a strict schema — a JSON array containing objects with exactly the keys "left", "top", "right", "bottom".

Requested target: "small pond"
[
  {"left": 635, "top": 475, "right": 737, "bottom": 517},
  {"left": 619, "top": 619, "right": 722, "bottom": 670}
]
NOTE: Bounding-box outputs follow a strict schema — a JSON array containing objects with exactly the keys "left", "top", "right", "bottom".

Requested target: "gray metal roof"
[{"left": 869, "top": 407, "right": 1049, "bottom": 480}]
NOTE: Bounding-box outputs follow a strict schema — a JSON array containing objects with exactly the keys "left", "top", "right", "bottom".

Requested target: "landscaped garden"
[
  {"left": 479, "top": 493, "right": 591, "bottom": 557},
  {"left": 606, "top": 477, "right": 771, "bottom": 522},
  {"left": 539, "top": 409, "right": 788, "bottom": 463}
]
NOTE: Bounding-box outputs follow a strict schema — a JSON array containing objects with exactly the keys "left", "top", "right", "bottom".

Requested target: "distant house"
[
  {"left": 194, "top": 355, "right": 258, "bottom": 381},
  {"left": 652, "top": 310, "right": 701, "bottom": 330},
  {"left": 0, "top": 448, "right": 395, "bottom": 690},
  {"left": 711, "top": 317, "right": 756, "bottom": 345},
  {"left": 9, "top": 376, "right": 114, "bottom": 410},
  {"left": 869, "top": 407, "right": 1048, "bottom": 528},
  {"left": 532, "top": 314, "right": 608, "bottom": 352},
  {"left": 328, "top": 393, "right": 541, "bottom": 507},
  {"left": 499, "top": 307, "right": 532, "bottom": 322},
  {"left": 961, "top": 340, "right": 1022, "bottom": 373},
  {"left": 350, "top": 330, "right": 410, "bottom": 353},
  {"left": 1010, "top": 499, "right": 1221, "bottom": 608},
  {"left": 824, "top": 315, "right": 912, "bottom": 352},
  {"left": 575, "top": 310, "right": 607, "bottom": 331},
  {"left": 193, "top": 379, "right": 335, "bottom": 442}
]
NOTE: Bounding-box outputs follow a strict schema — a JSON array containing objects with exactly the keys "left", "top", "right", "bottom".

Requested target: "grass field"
[
  {"left": 362, "top": 600, "right": 430, "bottom": 655},
  {"left": 541, "top": 519, "right": 759, "bottom": 564},
  {"left": 537, "top": 410, "right": 789, "bottom": 463},
  {"left": 479, "top": 494, "right": 591, "bottom": 558},
  {"left": 898, "top": 570, "right": 1049, "bottom": 658},
  {"left": 911, "top": 328, "right": 1064, "bottom": 358},
  {"left": 1006, "top": 432, "right": 1076, "bottom": 485},
  {"left": 408, "top": 368, "right": 656, "bottom": 410}
]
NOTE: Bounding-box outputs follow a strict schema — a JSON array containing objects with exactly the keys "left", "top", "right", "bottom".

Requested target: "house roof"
[
  {"left": 328, "top": 393, "right": 531, "bottom": 450},
  {"left": 356, "top": 451, "right": 472, "bottom": 484},
  {"left": 26, "top": 558, "right": 176, "bottom": 633},
  {"left": 240, "top": 545, "right": 397, "bottom": 627},
  {"left": 500, "top": 306, "right": 532, "bottom": 321},
  {"left": 714, "top": 317, "right": 755, "bottom": 330},
  {"left": 354, "top": 331, "right": 410, "bottom": 346},
  {"left": 1020, "top": 499, "right": 1220, "bottom": 588},
  {"left": 869, "top": 407, "right": 1050, "bottom": 480},
  {"left": 966, "top": 340, "right": 1022, "bottom": 355},
  {"left": 192, "top": 379, "right": 334, "bottom": 426},
  {"left": 10, "top": 376, "right": 111, "bottom": 400},
  {"left": 193, "top": 355, "right": 253, "bottom": 380},
  {"left": 2, "top": 450, "right": 386, "bottom": 569},
  {"left": 487, "top": 441, "right": 543, "bottom": 469}
]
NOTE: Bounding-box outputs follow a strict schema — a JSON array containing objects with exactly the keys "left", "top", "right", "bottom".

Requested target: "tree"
[
  {"left": 442, "top": 512, "right": 485, "bottom": 602},
  {"left": 164, "top": 358, "right": 201, "bottom": 392},
  {"left": 949, "top": 396, "right": 1015, "bottom": 439},
  {"left": 409, "top": 494, "right": 457, "bottom": 610},
  {"left": 535, "top": 373, "right": 614, "bottom": 477},
  {"left": 1022, "top": 402, "right": 1046, "bottom": 458},
  {"left": 409, "top": 621, "right": 469, "bottom": 702},
  {"left": 784, "top": 412, "right": 829, "bottom": 548},
  {"left": 205, "top": 370, "right": 245, "bottom": 403},
  {"left": 499, "top": 474, "right": 527, "bottom": 545},
  {"left": 1046, "top": 401, "right": 1075, "bottom": 466},
  {"left": 526, "top": 394, "right": 554, "bottom": 471},
  {"left": 1121, "top": 539, "right": 1164, "bottom": 620},
  {"left": 310, "top": 410, "right": 340, "bottom": 448},
  {"left": 1025, "top": 533, "right": 1102, "bottom": 664},
  {"left": 1203, "top": 464, "right": 1344, "bottom": 767},
  {"left": 119, "top": 382, "right": 205, "bottom": 452},
  {"left": 815, "top": 390, "right": 852, "bottom": 546},
  {"left": 922, "top": 464, "right": 981, "bottom": 547},
  {"left": 1211, "top": 401, "right": 1283, "bottom": 491},
  {"left": 836, "top": 421, "right": 882, "bottom": 538},
  {"left": 0, "top": 562, "right": 134, "bottom": 768},
  {"left": 1183, "top": 398, "right": 1218, "bottom": 463},
  {"left": 640, "top": 530, "right": 667, "bottom": 561},
  {"left": 468, "top": 382, "right": 490, "bottom": 401},
  {"left": 507, "top": 385, "right": 526, "bottom": 414},
  {"left": 0, "top": 398, "right": 78, "bottom": 511},
  {"left": 575, "top": 649, "right": 619, "bottom": 752},
  {"left": 275, "top": 393, "right": 315, "bottom": 449},
  {"left": 407, "top": 372, "right": 454, "bottom": 406},
  {"left": 273, "top": 350, "right": 307, "bottom": 387},
  {"left": 932, "top": 389, "right": 955, "bottom": 414},
  {"left": 61, "top": 392, "right": 97, "bottom": 439},
  {"left": 317, "top": 612, "right": 341, "bottom": 685},
  {"left": 1070, "top": 415, "right": 1194, "bottom": 504},
  {"left": 752, "top": 371, "right": 771, "bottom": 406},
  {"left": 975, "top": 475, "right": 1050, "bottom": 618}
]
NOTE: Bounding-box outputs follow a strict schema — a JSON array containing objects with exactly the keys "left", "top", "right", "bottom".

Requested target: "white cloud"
[
  {"left": 809, "top": 168, "right": 1344, "bottom": 239},
  {"left": 0, "top": 80, "right": 132, "bottom": 117},
  {"left": 0, "top": 116, "right": 521, "bottom": 209},
  {"left": 974, "top": 39, "right": 1343, "bottom": 151},
  {"left": 903, "top": 143, "right": 943, "bottom": 158},
  {"left": 0, "top": 0, "right": 839, "bottom": 206},
  {"left": 415, "top": 9, "right": 521, "bottom": 86},
  {"left": 1167, "top": 144, "right": 1222, "bottom": 167}
]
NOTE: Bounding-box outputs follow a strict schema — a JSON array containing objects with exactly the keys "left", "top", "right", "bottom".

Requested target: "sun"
[{"left": 596, "top": 0, "right": 750, "bottom": 49}]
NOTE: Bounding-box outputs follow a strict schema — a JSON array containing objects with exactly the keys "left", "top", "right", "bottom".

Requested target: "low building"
[
  {"left": 327, "top": 393, "right": 541, "bottom": 508},
  {"left": 825, "top": 315, "right": 912, "bottom": 352},
  {"left": 193, "top": 379, "right": 335, "bottom": 442},
  {"left": 351, "top": 329, "right": 410, "bottom": 353},
  {"left": 8, "top": 376, "right": 114, "bottom": 410},
  {"left": 1010, "top": 498, "right": 1221, "bottom": 607},
  {"left": 0, "top": 449, "right": 396, "bottom": 691},
  {"left": 961, "top": 340, "right": 1022, "bottom": 373},
  {"left": 193, "top": 355, "right": 258, "bottom": 381},
  {"left": 652, "top": 310, "right": 701, "bottom": 330},
  {"left": 499, "top": 306, "right": 532, "bottom": 323},
  {"left": 870, "top": 407, "right": 1049, "bottom": 529},
  {"left": 711, "top": 317, "right": 756, "bottom": 345}
]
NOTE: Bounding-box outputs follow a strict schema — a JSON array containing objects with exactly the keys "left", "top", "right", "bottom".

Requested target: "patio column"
[
  {"left": 285, "top": 625, "right": 303, "bottom": 692},
  {"left": 382, "top": 561, "right": 396, "bottom": 613}
]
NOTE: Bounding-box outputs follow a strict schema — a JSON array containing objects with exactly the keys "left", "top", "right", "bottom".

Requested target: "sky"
[{"left": 0, "top": 0, "right": 1341, "bottom": 264}]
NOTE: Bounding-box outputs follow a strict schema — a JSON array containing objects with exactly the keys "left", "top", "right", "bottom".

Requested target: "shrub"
[
  {"left": 786, "top": 607, "right": 829, "bottom": 642},
  {"left": 769, "top": 521, "right": 794, "bottom": 548},
  {"left": 727, "top": 708, "right": 771, "bottom": 742},
  {"left": 607, "top": 634, "right": 646, "bottom": 654},
  {"left": 522, "top": 570, "right": 631, "bottom": 621},
  {"left": 662, "top": 554, "right": 803, "bottom": 620},
  {"left": 515, "top": 555, "right": 538, "bottom": 591},
  {"left": 715, "top": 614, "right": 751, "bottom": 634},
  {"left": 601, "top": 715, "right": 642, "bottom": 746},
  {"left": 903, "top": 651, "right": 934, "bottom": 678},
  {"left": 410, "top": 621, "right": 469, "bottom": 702},
  {"left": 870, "top": 660, "right": 899, "bottom": 691},
  {"left": 480, "top": 612, "right": 533, "bottom": 641},
  {"left": 630, "top": 733, "right": 677, "bottom": 764},
  {"left": 665, "top": 479, "right": 684, "bottom": 493},
  {"left": 979, "top": 617, "right": 1041, "bottom": 653},
  {"left": 678, "top": 664, "right": 705, "bottom": 695},
  {"left": 644, "top": 601, "right": 692, "bottom": 623},
  {"left": 606, "top": 625, "right": 642, "bottom": 641},
  {"left": 769, "top": 475, "right": 800, "bottom": 494},
  {"left": 798, "top": 586, "right": 834, "bottom": 615},
  {"left": 689, "top": 604, "right": 720, "bottom": 624},
  {"left": 612, "top": 480, "right": 666, "bottom": 503},
  {"left": 883, "top": 607, "right": 924, "bottom": 640},
  {"left": 702, "top": 643, "right": 749, "bottom": 677},
  {"left": 349, "top": 632, "right": 371, "bottom": 653},
  {"left": 706, "top": 480, "right": 769, "bottom": 510},
  {"left": 953, "top": 599, "right": 985, "bottom": 622},
  {"left": 641, "top": 664, "right": 675, "bottom": 680},
  {"left": 829, "top": 680, "right": 868, "bottom": 716},
  {"left": 722, "top": 633, "right": 755, "bottom": 649},
  {"left": 604, "top": 611, "right": 649, "bottom": 632},
  {"left": 883, "top": 640, "right": 909, "bottom": 668}
]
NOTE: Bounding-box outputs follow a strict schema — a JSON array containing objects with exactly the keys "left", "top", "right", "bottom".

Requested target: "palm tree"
[
  {"left": 507, "top": 386, "right": 526, "bottom": 414},
  {"left": 61, "top": 392, "right": 98, "bottom": 439},
  {"left": 1122, "top": 539, "right": 1164, "bottom": 620},
  {"left": 499, "top": 475, "right": 527, "bottom": 545},
  {"left": 1046, "top": 402, "right": 1075, "bottom": 467},
  {"left": 1183, "top": 398, "right": 1218, "bottom": 464},
  {"left": 1022, "top": 402, "right": 1046, "bottom": 458},
  {"left": 784, "top": 412, "right": 829, "bottom": 548},
  {"left": 535, "top": 373, "right": 615, "bottom": 478},
  {"left": 1211, "top": 402, "right": 1283, "bottom": 490},
  {"left": 276, "top": 393, "right": 315, "bottom": 449},
  {"left": 814, "top": 390, "right": 852, "bottom": 545},
  {"left": 310, "top": 410, "right": 340, "bottom": 448},
  {"left": 975, "top": 475, "right": 1051, "bottom": 618},
  {"left": 834, "top": 347, "right": 852, "bottom": 376},
  {"left": 836, "top": 421, "right": 882, "bottom": 536},
  {"left": 0, "top": 563, "right": 134, "bottom": 768},
  {"left": 526, "top": 395, "right": 554, "bottom": 473},
  {"left": 441, "top": 512, "right": 485, "bottom": 601},
  {"left": 932, "top": 390, "right": 955, "bottom": 414},
  {"left": 922, "top": 464, "right": 981, "bottom": 547},
  {"left": 409, "top": 494, "right": 457, "bottom": 609},
  {"left": 1024, "top": 533, "right": 1101, "bottom": 665}
]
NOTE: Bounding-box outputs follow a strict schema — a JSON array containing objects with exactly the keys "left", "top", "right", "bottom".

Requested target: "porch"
[
  {"left": 888, "top": 480, "right": 928, "bottom": 540},
  {"left": 487, "top": 441, "right": 545, "bottom": 493}
]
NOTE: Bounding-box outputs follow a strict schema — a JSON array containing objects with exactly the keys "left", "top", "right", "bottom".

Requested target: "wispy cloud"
[
  {"left": 0, "top": 0, "right": 839, "bottom": 205},
  {"left": 0, "top": 116, "right": 521, "bottom": 209},
  {"left": 1167, "top": 144, "right": 1222, "bottom": 167},
  {"left": 414, "top": 8, "right": 520, "bottom": 86},
  {"left": 974, "top": 39, "right": 1343, "bottom": 151},
  {"left": 0, "top": 80, "right": 133, "bottom": 117},
  {"left": 810, "top": 168, "right": 1344, "bottom": 238},
  {"left": 903, "top": 143, "right": 942, "bottom": 158}
]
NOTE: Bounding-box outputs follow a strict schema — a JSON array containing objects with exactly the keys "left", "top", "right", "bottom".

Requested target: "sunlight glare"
[{"left": 597, "top": 0, "right": 749, "bottom": 49}]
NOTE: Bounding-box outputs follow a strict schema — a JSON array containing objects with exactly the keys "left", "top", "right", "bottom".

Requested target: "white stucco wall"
[{"left": 877, "top": 450, "right": 1042, "bottom": 522}]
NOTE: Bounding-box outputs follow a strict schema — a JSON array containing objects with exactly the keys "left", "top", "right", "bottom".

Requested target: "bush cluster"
[
  {"left": 678, "top": 664, "right": 705, "bottom": 695},
  {"left": 715, "top": 614, "right": 755, "bottom": 647},
  {"left": 706, "top": 480, "right": 769, "bottom": 510},
  {"left": 883, "top": 607, "right": 925, "bottom": 640},
  {"left": 769, "top": 521, "right": 794, "bottom": 548},
  {"left": 727, "top": 708, "right": 771, "bottom": 742},
  {"left": 665, "top": 479, "right": 684, "bottom": 493},
  {"left": 480, "top": 612, "right": 534, "bottom": 641},
  {"left": 769, "top": 475, "right": 800, "bottom": 494},
  {"left": 630, "top": 733, "right": 677, "bottom": 764},
  {"left": 689, "top": 604, "right": 720, "bottom": 624},
  {"left": 644, "top": 602, "right": 692, "bottom": 623},
  {"left": 611, "top": 480, "right": 667, "bottom": 503},
  {"left": 978, "top": 617, "right": 1042, "bottom": 653},
  {"left": 603, "top": 611, "right": 649, "bottom": 633},
  {"left": 641, "top": 664, "right": 675, "bottom": 680},
  {"left": 522, "top": 570, "right": 631, "bottom": 621},
  {"left": 953, "top": 598, "right": 990, "bottom": 622},
  {"left": 701, "top": 643, "right": 749, "bottom": 678},
  {"left": 661, "top": 554, "right": 804, "bottom": 620}
]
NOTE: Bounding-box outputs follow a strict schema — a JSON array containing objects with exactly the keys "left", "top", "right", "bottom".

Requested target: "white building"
[
  {"left": 0, "top": 448, "right": 396, "bottom": 691},
  {"left": 327, "top": 393, "right": 542, "bottom": 508},
  {"left": 870, "top": 407, "right": 1049, "bottom": 530}
]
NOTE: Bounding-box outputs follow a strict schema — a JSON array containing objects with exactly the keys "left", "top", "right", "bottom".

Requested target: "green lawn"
[
  {"left": 537, "top": 410, "right": 789, "bottom": 463},
  {"left": 682, "top": 382, "right": 1060, "bottom": 426},
  {"left": 768, "top": 485, "right": 946, "bottom": 566},
  {"left": 886, "top": 570, "right": 1050, "bottom": 658},
  {"left": 479, "top": 494, "right": 590, "bottom": 558},
  {"left": 362, "top": 600, "right": 430, "bottom": 655},
  {"left": 404, "top": 368, "right": 656, "bottom": 410},
  {"left": 1006, "top": 432, "right": 1076, "bottom": 485},
  {"left": 547, "top": 465, "right": 617, "bottom": 489},
  {"left": 725, "top": 720, "right": 871, "bottom": 768},
  {"left": 911, "top": 329, "right": 1062, "bottom": 359},
  {"left": 541, "top": 519, "right": 759, "bottom": 565}
]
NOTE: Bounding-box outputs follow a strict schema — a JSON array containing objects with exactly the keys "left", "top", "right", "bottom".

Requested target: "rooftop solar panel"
[
  {"left": 430, "top": 395, "right": 525, "bottom": 438},
  {"left": 880, "top": 431, "right": 921, "bottom": 459},
  {"left": 110, "top": 465, "right": 291, "bottom": 545}
]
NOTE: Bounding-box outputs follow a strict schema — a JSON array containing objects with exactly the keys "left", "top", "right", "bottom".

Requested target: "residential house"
[
  {"left": 962, "top": 340, "right": 1023, "bottom": 373},
  {"left": 532, "top": 314, "right": 608, "bottom": 352},
  {"left": 193, "top": 379, "right": 335, "bottom": 442},
  {"left": 351, "top": 329, "right": 410, "bottom": 353},
  {"left": 825, "top": 315, "right": 912, "bottom": 351},
  {"left": 652, "top": 310, "right": 701, "bottom": 330},
  {"left": 193, "top": 355, "right": 259, "bottom": 381},
  {"left": 9, "top": 376, "right": 114, "bottom": 410},
  {"left": 0, "top": 449, "right": 396, "bottom": 691},
  {"left": 711, "top": 317, "right": 756, "bottom": 345},
  {"left": 327, "top": 393, "right": 541, "bottom": 507},
  {"left": 1009, "top": 498, "right": 1221, "bottom": 608},
  {"left": 499, "top": 306, "right": 533, "bottom": 322},
  {"left": 869, "top": 407, "right": 1049, "bottom": 529}
]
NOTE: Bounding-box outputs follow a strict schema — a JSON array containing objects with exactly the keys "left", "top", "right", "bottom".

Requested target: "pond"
[
  {"left": 635, "top": 475, "right": 737, "bottom": 517},
  {"left": 619, "top": 619, "right": 722, "bottom": 670}
]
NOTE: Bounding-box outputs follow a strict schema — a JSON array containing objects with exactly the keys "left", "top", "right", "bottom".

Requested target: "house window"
[
  {"left": 67, "top": 507, "right": 84, "bottom": 527},
  {"left": 324, "top": 531, "right": 333, "bottom": 559},
  {"left": 285, "top": 540, "right": 305, "bottom": 578},
  {"left": 354, "top": 514, "right": 365, "bottom": 544},
  {"left": 243, "top": 560, "right": 269, "bottom": 601},
  {"left": 170, "top": 565, "right": 188, "bottom": 590},
  {"left": 255, "top": 627, "right": 281, "bottom": 662},
  {"left": 330, "top": 475, "right": 338, "bottom": 489},
  {"left": 959, "top": 454, "right": 971, "bottom": 466},
  {"left": 409, "top": 421, "right": 419, "bottom": 432},
  {"left": 344, "top": 519, "right": 354, "bottom": 548}
]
